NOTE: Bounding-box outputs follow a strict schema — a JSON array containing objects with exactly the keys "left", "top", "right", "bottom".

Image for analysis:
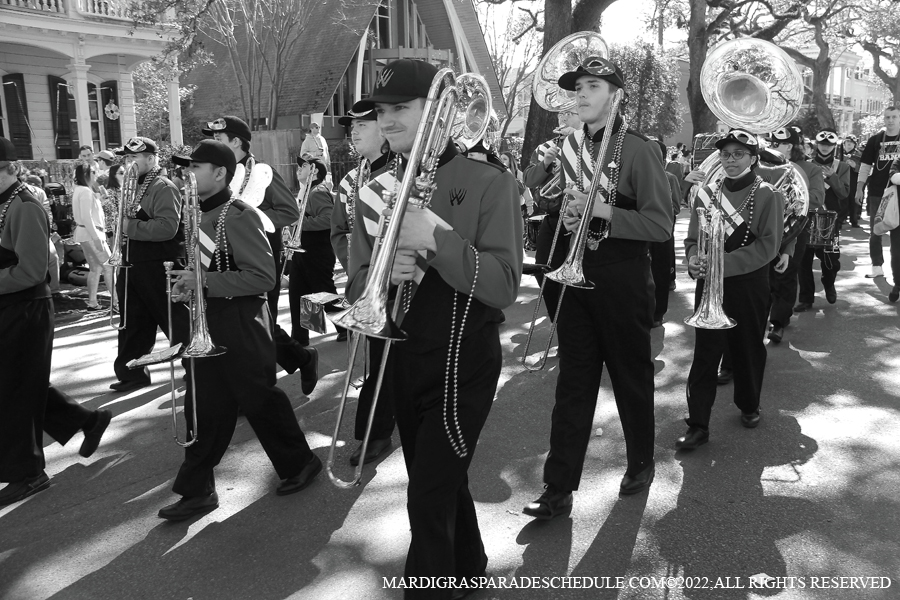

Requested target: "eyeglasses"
[
  {"left": 725, "top": 129, "right": 758, "bottom": 146},
  {"left": 207, "top": 118, "right": 228, "bottom": 131},
  {"left": 816, "top": 131, "right": 839, "bottom": 144},
  {"left": 719, "top": 150, "right": 750, "bottom": 161},
  {"left": 125, "top": 138, "right": 146, "bottom": 152}
]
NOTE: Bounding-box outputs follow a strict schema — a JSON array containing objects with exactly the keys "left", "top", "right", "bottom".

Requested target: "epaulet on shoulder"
[
  {"left": 626, "top": 128, "right": 650, "bottom": 142},
  {"left": 230, "top": 199, "right": 251, "bottom": 212},
  {"left": 462, "top": 154, "right": 506, "bottom": 173}
]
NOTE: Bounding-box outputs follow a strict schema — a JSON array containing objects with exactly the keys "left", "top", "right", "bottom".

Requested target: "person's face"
[
  {"left": 350, "top": 119, "right": 385, "bottom": 159},
  {"left": 574, "top": 76, "right": 616, "bottom": 126},
  {"left": 125, "top": 152, "right": 154, "bottom": 176},
  {"left": 719, "top": 142, "right": 754, "bottom": 177},
  {"left": 376, "top": 98, "right": 426, "bottom": 155},
  {"left": 842, "top": 140, "right": 856, "bottom": 152},
  {"left": 773, "top": 142, "right": 792, "bottom": 156},
  {"left": 310, "top": 124, "right": 320, "bottom": 135},
  {"left": 816, "top": 142, "right": 835, "bottom": 155},
  {"left": 212, "top": 132, "right": 241, "bottom": 158},
  {"left": 884, "top": 109, "right": 900, "bottom": 132},
  {"left": 500, "top": 154, "right": 511, "bottom": 168},
  {"left": 559, "top": 110, "right": 581, "bottom": 130},
  {"left": 79, "top": 148, "right": 93, "bottom": 161},
  {"left": 0, "top": 162, "right": 17, "bottom": 192},
  {"left": 115, "top": 169, "right": 124, "bottom": 185},
  {"left": 185, "top": 162, "right": 223, "bottom": 198},
  {"left": 296, "top": 162, "right": 313, "bottom": 184}
]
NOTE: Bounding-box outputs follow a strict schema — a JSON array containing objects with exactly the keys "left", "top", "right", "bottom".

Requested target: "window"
[
  {"left": 2, "top": 74, "right": 33, "bottom": 160},
  {"left": 87, "top": 82, "right": 102, "bottom": 151},
  {"left": 48, "top": 75, "right": 76, "bottom": 159},
  {"left": 101, "top": 81, "right": 121, "bottom": 147}
]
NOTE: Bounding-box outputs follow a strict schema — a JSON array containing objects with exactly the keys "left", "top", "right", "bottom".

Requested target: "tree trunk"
[
  {"left": 520, "top": 0, "right": 572, "bottom": 172},
  {"left": 687, "top": 0, "right": 716, "bottom": 139},
  {"left": 811, "top": 61, "right": 836, "bottom": 130}
]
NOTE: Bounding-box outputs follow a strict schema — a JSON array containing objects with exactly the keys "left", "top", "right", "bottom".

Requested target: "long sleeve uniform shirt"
[
  {"left": 240, "top": 154, "right": 300, "bottom": 230},
  {"left": 331, "top": 153, "right": 391, "bottom": 270},
  {"left": 0, "top": 184, "right": 50, "bottom": 296}
]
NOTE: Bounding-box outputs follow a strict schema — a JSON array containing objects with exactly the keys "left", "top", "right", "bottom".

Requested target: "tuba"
[
  {"left": 325, "top": 67, "right": 491, "bottom": 487},
  {"left": 106, "top": 161, "right": 138, "bottom": 330},
  {"left": 520, "top": 32, "right": 612, "bottom": 371},
  {"left": 685, "top": 38, "right": 806, "bottom": 329}
]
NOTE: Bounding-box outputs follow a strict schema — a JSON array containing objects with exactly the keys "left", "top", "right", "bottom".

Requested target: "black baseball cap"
[
  {"left": 202, "top": 115, "right": 252, "bottom": 142},
  {"left": 172, "top": 139, "right": 237, "bottom": 181},
  {"left": 558, "top": 56, "right": 626, "bottom": 91},
  {"left": 355, "top": 59, "right": 439, "bottom": 111},
  {"left": 0, "top": 136, "right": 17, "bottom": 162},
  {"left": 338, "top": 105, "right": 378, "bottom": 127},
  {"left": 116, "top": 137, "right": 159, "bottom": 156},
  {"left": 715, "top": 128, "right": 760, "bottom": 155}
]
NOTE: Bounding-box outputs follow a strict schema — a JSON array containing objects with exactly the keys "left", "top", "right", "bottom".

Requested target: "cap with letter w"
[{"left": 354, "top": 59, "right": 439, "bottom": 111}]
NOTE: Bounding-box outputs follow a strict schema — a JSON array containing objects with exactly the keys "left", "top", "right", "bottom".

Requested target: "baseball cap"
[
  {"left": 354, "top": 60, "right": 439, "bottom": 111},
  {"left": 558, "top": 56, "right": 626, "bottom": 92},
  {"left": 95, "top": 150, "right": 115, "bottom": 162},
  {"left": 338, "top": 105, "right": 378, "bottom": 127},
  {"left": 0, "top": 136, "right": 17, "bottom": 162},
  {"left": 172, "top": 139, "right": 237, "bottom": 180},
  {"left": 116, "top": 137, "right": 159, "bottom": 156},
  {"left": 296, "top": 156, "right": 327, "bottom": 186},
  {"left": 202, "top": 115, "right": 252, "bottom": 142},
  {"left": 715, "top": 128, "right": 760, "bottom": 155}
]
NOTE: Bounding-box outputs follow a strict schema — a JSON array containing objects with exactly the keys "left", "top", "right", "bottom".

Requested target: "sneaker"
[
  {"left": 866, "top": 266, "right": 884, "bottom": 278},
  {"left": 85, "top": 303, "right": 104, "bottom": 312}
]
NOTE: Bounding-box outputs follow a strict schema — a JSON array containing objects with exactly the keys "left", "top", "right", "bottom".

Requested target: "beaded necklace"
[
  {"left": 0, "top": 183, "right": 26, "bottom": 238},
  {"left": 212, "top": 197, "right": 240, "bottom": 272},
  {"left": 576, "top": 123, "right": 626, "bottom": 250},
  {"left": 239, "top": 156, "right": 255, "bottom": 195},
  {"left": 718, "top": 175, "right": 762, "bottom": 247},
  {"left": 346, "top": 156, "right": 369, "bottom": 254},
  {"left": 130, "top": 167, "right": 160, "bottom": 217},
  {"left": 875, "top": 132, "right": 900, "bottom": 172}
]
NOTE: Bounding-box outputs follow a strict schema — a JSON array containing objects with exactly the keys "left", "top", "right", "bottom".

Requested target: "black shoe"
[
  {"left": 158, "top": 492, "right": 219, "bottom": 521},
  {"left": 522, "top": 485, "right": 573, "bottom": 520},
  {"left": 277, "top": 455, "right": 322, "bottom": 496},
  {"left": 349, "top": 437, "right": 392, "bottom": 466},
  {"left": 0, "top": 472, "right": 51, "bottom": 506},
  {"left": 109, "top": 379, "right": 150, "bottom": 393},
  {"left": 335, "top": 331, "right": 348, "bottom": 342},
  {"left": 890, "top": 286, "right": 900, "bottom": 303},
  {"left": 299, "top": 347, "right": 319, "bottom": 396},
  {"left": 767, "top": 326, "right": 784, "bottom": 344},
  {"left": 675, "top": 427, "right": 709, "bottom": 450},
  {"left": 741, "top": 410, "right": 761, "bottom": 428},
  {"left": 669, "top": 280, "right": 676, "bottom": 291},
  {"left": 620, "top": 464, "right": 654, "bottom": 495},
  {"left": 717, "top": 368, "right": 733, "bottom": 385},
  {"left": 793, "top": 302, "right": 813, "bottom": 313},
  {"left": 79, "top": 410, "right": 112, "bottom": 458},
  {"left": 824, "top": 283, "right": 837, "bottom": 304}
]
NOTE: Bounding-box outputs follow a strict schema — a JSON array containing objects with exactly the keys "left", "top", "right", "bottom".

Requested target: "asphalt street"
[{"left": 1, "top": 213, "right": 899, "bottom": 600}]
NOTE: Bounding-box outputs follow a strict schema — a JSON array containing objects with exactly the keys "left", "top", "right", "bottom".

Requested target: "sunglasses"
[
  {"left": 582, "top": 56, "right": 615, "bottom": 76},
  {"left": 725, "top": 129, "right": 758, "bottom": 146},
  {"left": 719, "top": 150, "right": 750, "bottom": 161},
  {"left": 816, "top": 131, "right": 839, "bottom": 144},
  {"left": 125, "top": 138, "right": 147, "bottom": 152},
  {"left": 348, "top": 109, "right": 373, "bottom": 119},
  {"left": 207, "top": 118, "right": 228, "bottom": 131}
]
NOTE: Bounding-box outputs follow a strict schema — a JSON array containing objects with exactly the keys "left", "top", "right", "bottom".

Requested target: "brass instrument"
[
  {"left": 520, "top": 32, "right": 612, "bottom": 371},
  {"left": 106, "top": 161, "right": 138, "bottom": 330},
  {"left": 325, "top": 67, "right": 491, "bottom": 487},
  {"left": 280, "top": 166, "right": 315, "bottom": 278},
  {"left": 127, "top": 172, "right": 225, "bottom": 446},
  {"left": 451, "top": 73, "right": 491, "bottom": 151},
  {"left": 684, "top": 207, "right": 736, "bottom": 329},
  {"left": 685, "top": 38, "right": 807, "bottom": 329}
]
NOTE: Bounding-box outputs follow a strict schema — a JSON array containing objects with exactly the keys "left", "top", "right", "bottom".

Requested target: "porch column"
[
  {"left": 118, "top": 67, "right": 137, "bottom": 141},
  {"left": 167, "top": 66, "right": 183, "bottom": 146}
]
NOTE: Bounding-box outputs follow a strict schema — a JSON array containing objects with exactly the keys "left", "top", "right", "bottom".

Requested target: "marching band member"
[
  {"left": 348, "top": 59, "right": 522, "bottom": 598},
  {"left": 838, "top": 135, "right": 862, "bottom": 228},
  {"left": 290, "top": 157, "right": 345, "bottom": 345},
  {"left": 332, "top": 107, "right": 395, "bottom": 466},
  {"left": 523, "top": 57, "right": 672, "bottom": 520},
  {"left": 110, "top": 137, "right": 189, "bottom": 393},
  {"left": 649, "top": 139, "right": 682, "bottom": 326},
  {"left": 799, "top": 128, "right": 849, "bottom": 307},
  {"left": 521, "top": 109, "right": 581, "bottom": 320},
  {"left": 0, "top": 138, "right": 113, "bottom": 505},
  {"left": 765, "top": 127, "right": 823, "bottom": 340},
  {"left": 158, "top": 140, "right": 321, "bottom": 521},
  {"left": 677, "top": 130, "right": 782, "bottom": 449},
  {"left": 857, "top": 106, "right": 900, "bottom": 282}
]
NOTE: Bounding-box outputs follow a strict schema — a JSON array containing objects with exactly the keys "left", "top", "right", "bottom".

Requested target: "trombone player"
[
  {"left": 347, "top": 59, "right": 522, "bottom": 597},
  {"left": 677, "top": 130, "right": 782, "bottom": 450},
  {"left": 158, "top": 140, "right": 321, "bottom": 521},
  {"left": 110, "top": 137, "right": 188, "bottom": 393},
  {"left": 523, "top": 54, "right": 672, "bottom": 521}
]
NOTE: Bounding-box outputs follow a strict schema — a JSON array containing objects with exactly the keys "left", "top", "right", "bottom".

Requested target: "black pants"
[
  {"left": 288, "top": 233, "right": 341, "bottom": 345},
  {"left": 798, "top": 244, "right": 840, "bottom": 304},
  {"left": 385, "top": 324, "right": 500, "bottom": 599},
  {"left": 532, "top": 214, "right": 568, "bottom": 322},
  {"left": 545, "top": 254, "right": 656, "bottom": 490},
  {"left": 0, "top": 298, "right": 54, "bottom": 482},
  {"left": 686, "top": 267, "right": 769, "bottom": 429},
  {"left": 114, "top": 260, "right": 189, "bottom": 384},
  {"left": 769, "top": 230, "right": 807, "bottom": 328},
  {"left": 44, "top": 386, "right": 94, "bottom": 445},
  {"left": 267, "top": 228, "right": 284, "bottom": 322},
  {"left": 173, "top": 296, "right": 314, "bottom": 498},
  {"left": 354, "top": 337, "right": 395, "bottom": 441},
  {"left": 869, "top": 199, "right": 900, "bottom": 284},
  {"left": 649, "top": 236, "right": 674, "bottom": 321}
]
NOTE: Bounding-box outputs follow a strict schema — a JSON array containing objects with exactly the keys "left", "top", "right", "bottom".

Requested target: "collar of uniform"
[
  {"left": 587, "top": 114, "right": 624, "bottom": 143},
  {"left": 200, "top": 187, "right": 233, "bottom": 213},
  {"left": 371, "top": 151, "right": 391, "bottom": 172},
  {"left": 724, "top": 170, "right": 756, "bottom": 192},
  {"left": 239, "top": 153, "right": 254, "bottom": 166},
  {"left": 437, "top": 142, "right": 459, "bottom": 168},
  {"left": 814, "top": 149, "right": 835, "bottom": 165}
]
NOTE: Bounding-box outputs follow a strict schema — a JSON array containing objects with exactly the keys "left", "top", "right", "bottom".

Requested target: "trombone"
[
  {"left": 280, "top": 165, "right": 315, "bottom": 279},
  {"left": 324, "top": 67, "right": 490, "bottom": 487},
  {"left": 127, "top": 172, "right": 225, "bottom": 447},
  {"left": 106, "top": 161, "right": 138, "bottom": 330}
]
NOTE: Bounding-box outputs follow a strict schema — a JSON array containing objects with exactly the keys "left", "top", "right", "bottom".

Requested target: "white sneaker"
[{"left": 866, "top": 266, "right": 884, "bottom": 278}]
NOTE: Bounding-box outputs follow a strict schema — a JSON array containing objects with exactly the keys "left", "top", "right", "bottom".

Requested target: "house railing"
[{"left": 1, "top": 0, "right": 65, "bottom": 14}]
